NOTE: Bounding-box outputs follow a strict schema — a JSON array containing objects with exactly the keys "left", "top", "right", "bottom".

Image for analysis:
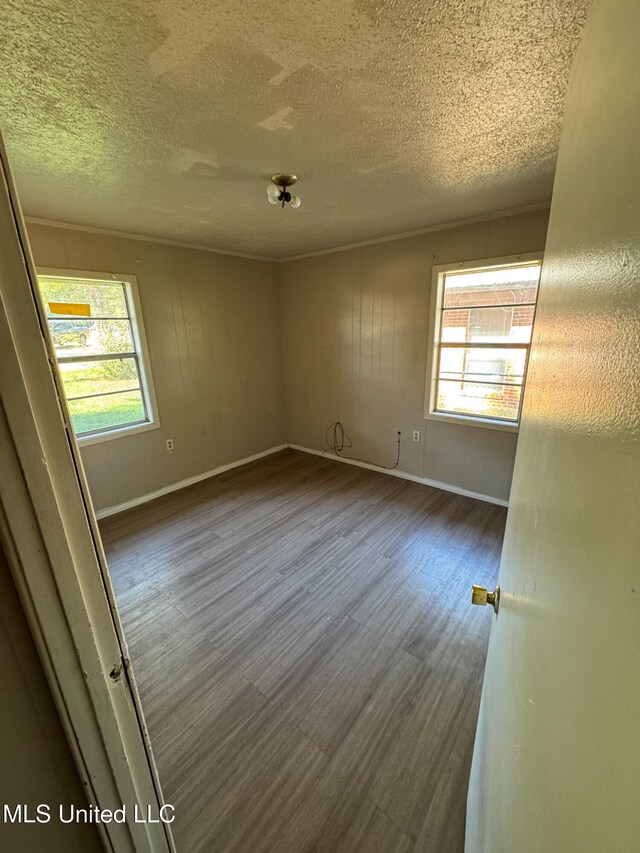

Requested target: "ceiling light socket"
[
  {"left": 267, "top": 173, "right": 301, "bottom": 208},
  {"left": 271, "top": 173, "right": 297, "bottom": 188}
]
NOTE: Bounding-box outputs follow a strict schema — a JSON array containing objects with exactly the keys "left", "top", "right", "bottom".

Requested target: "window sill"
[
  {"left": 75, "top": 419, "right": 161, "bottom": 447},
  {"left": 424, "top": 410, "right": 519, "bottom": 433}
]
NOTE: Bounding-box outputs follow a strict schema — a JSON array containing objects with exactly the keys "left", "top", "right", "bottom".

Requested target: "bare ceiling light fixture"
[{"left": 267, "top": 173, "right": 301, "bottom": 208}]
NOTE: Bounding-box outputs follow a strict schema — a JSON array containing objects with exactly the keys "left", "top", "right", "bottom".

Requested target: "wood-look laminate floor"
[{"left": 100, "top": 449, "right": 506, "bottom": 853}]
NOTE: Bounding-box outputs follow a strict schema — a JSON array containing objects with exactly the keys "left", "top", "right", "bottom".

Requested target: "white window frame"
[
  {"left": 424, "top": 252, "right": 543, "bottom": 433},
  {"left": 38, "top": 267, "right": 160, "bottom": 445}
]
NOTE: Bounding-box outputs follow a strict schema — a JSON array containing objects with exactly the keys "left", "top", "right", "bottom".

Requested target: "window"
[
  {"left": 37, "top": 270, "right": 159, "bottom": 443},
  {"left": 425, "top": 255, "right": 542, "bottom": 430}
]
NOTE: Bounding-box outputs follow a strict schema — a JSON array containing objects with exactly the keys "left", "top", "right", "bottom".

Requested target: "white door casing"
[{"left": 0, "top": 132, "right": 175, "bottom": 852}]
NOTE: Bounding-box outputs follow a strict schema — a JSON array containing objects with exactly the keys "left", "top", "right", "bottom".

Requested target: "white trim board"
[
  {"left": 25, "top": 216, "right": 276, "bottom": 263},
  {"left": 25, "top": 202, "right": 550, "bottom": 265},
  {"left": 1, "top": 130, "right": 174, "bottom": 852},
  {"left": 279, "top": 202, "right": 550, "bottom": 263},
  {"left": 95, "top": 444, "right": 288, "bottom": 518},
  {"left": 95, "top": 441, "right": 508, "bottom": 519},
  {"left": 288, "top": 444, "right": 509, "bottom": 507}
]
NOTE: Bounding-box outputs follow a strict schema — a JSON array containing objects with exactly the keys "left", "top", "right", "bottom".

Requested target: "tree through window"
[{"left": 38, "top": 272, "right": 159, "bottom": 440}]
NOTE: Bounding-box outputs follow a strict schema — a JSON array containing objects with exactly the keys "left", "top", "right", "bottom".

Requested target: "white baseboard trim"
[
  {"left": 287, "top": 443, "right": 509, "bottom": 507},
  {"left": 95, "top": 440, "right": 508, "bottom": 518},
  {"left": 95, "top": 444, "right": 288, "bottom": 519}
]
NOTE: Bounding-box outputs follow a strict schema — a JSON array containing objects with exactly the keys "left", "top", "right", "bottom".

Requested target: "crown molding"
[
  {"left": 24, "top": 216, "right": 276, "bottom": 263},
  {"left": 25, "top": 201, "right": 551, "bottom": 265},
  {"left": 276, "top": 202, "right": 551, "bottom": 262}
]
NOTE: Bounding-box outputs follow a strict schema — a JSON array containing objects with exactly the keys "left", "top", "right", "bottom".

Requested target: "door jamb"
[{"left": 0, "top": 132, "right": 175, "bottom": 853}]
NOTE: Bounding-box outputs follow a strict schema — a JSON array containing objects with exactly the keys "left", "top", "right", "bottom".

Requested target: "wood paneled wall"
[
  {"left": 27, "top": 210, "right": 548, "bottom": 511},
  {"left": 279, "top": 209, "right": 550, "bottom": 503},
  {"left": 27, "top": 223, "right": 285, "bottom": 511}
]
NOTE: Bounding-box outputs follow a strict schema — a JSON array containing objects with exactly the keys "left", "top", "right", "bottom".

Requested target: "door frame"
[{"left": 0, "top": 132, "right": 175, "bottom": 852}]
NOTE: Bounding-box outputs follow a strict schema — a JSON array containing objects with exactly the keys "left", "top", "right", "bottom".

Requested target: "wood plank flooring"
[{"left": 100, "top": 449, "right": 506, "bottom": 853}]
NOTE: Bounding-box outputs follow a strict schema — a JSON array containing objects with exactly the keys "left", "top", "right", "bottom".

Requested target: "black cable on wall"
[{"left": 320, "top": 421, "right": 401, "bottom": 471}]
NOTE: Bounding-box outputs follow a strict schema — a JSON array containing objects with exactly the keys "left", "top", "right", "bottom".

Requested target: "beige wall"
[
  {"left": 279, "top": 209, "right": 549, "bottom": 503},
  {"left": 0, "top": 542, "right": 102, "bottom": 852},
  {"left": 27, "top": 223, "right": 285, "bottom": 512},
  {"left": 466, "top": 1, "right": 640, "bottom": 850},
  {"left": 27, "top": 209, "right": 549, "bottom": 512}
]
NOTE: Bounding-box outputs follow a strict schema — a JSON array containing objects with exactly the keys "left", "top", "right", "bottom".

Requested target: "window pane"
[
  {"left": 439, "top": 346, "right": 526, "bottom": 384},
  {"left": 443, "top": 264, "right": 540, "bottom": 308},
  {"left": 436, "top": 379, "right": 521, "bottom": 421},
  {"left": 67, "top": 390, "right": 146, "bottom": 435},
  {"left": 441, "top": 305, "right": 534, "bottom": 344},
  {"left": 59, "top": 358, "right": 140, "bottom": 399},
  {"left": 36, "top": 273, "right": 156, "bottom": 440},
  {"left": 40, "top": 277, "right": 128, "bottom": 318},
  {"left": 47, "top": 318, "right": 133, "bottom": 357}
]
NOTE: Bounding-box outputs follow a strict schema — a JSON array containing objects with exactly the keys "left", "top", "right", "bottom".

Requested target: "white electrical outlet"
[
  {"left": 166, "top": 439, "right": 174, "bottom": 452},
  {"left": 412, "top": 430, "right": 420, "bottom": 442}
]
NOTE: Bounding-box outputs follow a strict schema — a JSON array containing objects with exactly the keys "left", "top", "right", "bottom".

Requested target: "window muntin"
[
  {"left": 38, "top": 273, "right": 157, "bottom": 440},
  {"left": 428, "top": 260, "right": 541, "bottom": 427}
]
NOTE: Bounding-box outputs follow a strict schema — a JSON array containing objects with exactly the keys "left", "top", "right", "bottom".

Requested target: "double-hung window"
[
  {"left": 425, "top": 255, "right": 542, "bottom": 430},
  {"left": 37, "top": 270, "right": 159, "bottom": 443}
]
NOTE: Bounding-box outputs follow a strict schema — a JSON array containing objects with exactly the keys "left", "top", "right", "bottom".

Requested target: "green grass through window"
[{"left": 67, "top": 390, "right": 146, "bottom": 435}]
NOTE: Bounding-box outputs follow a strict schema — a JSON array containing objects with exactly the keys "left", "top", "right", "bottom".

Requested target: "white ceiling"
[{"left": 1, "top": 0, "right": 590, "bottom": 259}]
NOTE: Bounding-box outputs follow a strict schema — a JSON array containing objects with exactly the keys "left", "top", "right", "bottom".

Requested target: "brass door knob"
[{"left": 471, "top": 584, "right": 500, "bottom": 614}]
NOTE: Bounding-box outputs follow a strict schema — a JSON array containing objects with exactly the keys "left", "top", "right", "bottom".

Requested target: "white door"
[
  {"left": 0, "top": 133, "right": 175, "bottom": 852},
  {"left": 466, "top": 1, "right": 640, "bottom": 851}
]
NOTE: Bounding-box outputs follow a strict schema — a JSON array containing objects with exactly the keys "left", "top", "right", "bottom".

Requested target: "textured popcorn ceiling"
[{"left": 0, "top": 0, "right": 589, "bottom": 259}]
